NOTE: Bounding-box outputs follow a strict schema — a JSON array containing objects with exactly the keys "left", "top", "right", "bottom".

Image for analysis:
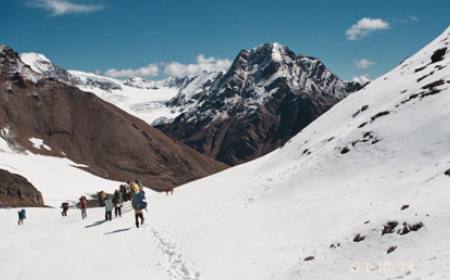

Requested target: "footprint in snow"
[{"left": 146, "top": 227, "right": 201, "bottom": 280}]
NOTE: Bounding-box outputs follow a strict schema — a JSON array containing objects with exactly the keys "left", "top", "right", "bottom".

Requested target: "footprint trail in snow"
[{"left": 145, "top": 226, "right": 201, "bottom": 280}]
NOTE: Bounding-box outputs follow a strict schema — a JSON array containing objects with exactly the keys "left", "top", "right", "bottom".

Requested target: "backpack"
[
  {"left": 19, "top": 209, "right": 26, "bottom": 219},
  {"left": 132, "top": 192, "right": 147, "bottom": 209},
  {"left": 139, "top": 200, "right": 147, "bottom": 209}
]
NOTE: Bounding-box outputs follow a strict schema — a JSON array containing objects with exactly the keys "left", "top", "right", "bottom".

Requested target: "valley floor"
[{"left": 2, "top": 150, "right": 450, "bottom": 280}]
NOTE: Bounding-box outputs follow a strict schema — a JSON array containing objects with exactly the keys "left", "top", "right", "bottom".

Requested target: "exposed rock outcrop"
[{"left": 0, "top": 169, "right": 44, "bottom": 207}]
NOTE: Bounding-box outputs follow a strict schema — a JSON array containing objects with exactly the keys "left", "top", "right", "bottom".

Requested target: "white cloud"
[
  {"left": 352, "top": 75, "right": 371, "bottom": 84},
  {"left": 354, "top": 58, "right": 375, "bottom": 69},
  {"left": 401, "top": 16, "right": 419, "bottom": 24},
  {"left": 104, "top": 64, "right": 159, "bottom": 79},
  {"left": 103, "top": 54, "right": 231, "bottom": 79},
  {"left": 346, "top": 17, "right": 390, "bottom": 40},
  {"left": 164, "top": 54, "right": 231, "bottom": 78},
  {"left": 27, "top": 0, "right": 105, "bottom": 16}
]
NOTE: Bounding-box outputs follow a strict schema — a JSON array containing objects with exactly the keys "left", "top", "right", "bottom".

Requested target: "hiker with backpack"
[
  {"left": 104, "top": 195, "right": 113, "bottom": 221},
  {"left": 120, "top": 184, "right": 128, "bottom": 202},
  {"left": 61, "top": 202, "right": 69, "bottom": 217},
  {"left": 17, "top": 209, "right": 26, "bottom": 225},
  {"left": 113, "top": 190, "right": 123, "bottom": 217},
  {"left": 131, "top": 185, "right": 147, "bottom": 228},
  {"left": 98, "top": 191, "right": 106, "bottom": 207},
  {"left": 79, "top": 196, "right": 88, "bottom": 219}
]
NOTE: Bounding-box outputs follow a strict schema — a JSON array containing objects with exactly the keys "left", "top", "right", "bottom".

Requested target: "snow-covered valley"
[{"left": 1, "top": 23, "right": 450, "bottom": 280}]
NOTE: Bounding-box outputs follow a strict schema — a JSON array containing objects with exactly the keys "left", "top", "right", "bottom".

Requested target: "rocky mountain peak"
[
  {"left": 21, "top": 52, "right": 71, "bottom": 83},
  {"left": 0, "top": 45, "right": 41, "bottom": 84},
  {"left": 159, "top": 42, "right": 362, "bottom": 165}
]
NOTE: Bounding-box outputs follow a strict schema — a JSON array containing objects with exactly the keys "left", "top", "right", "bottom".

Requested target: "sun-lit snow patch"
[
  {"left": 29, "top": 137, "right": 52, "bottom": 151},
  {"left": 21, "top": 52, "right": 54, "bottom": 75},
  {"left": 0, "top": 127, "right": 12, "bottom": 153},
  {"left": 70, "top": 163, "right": 90, "bottom": 168},
  {"left": 76, "top": 83, "right": 180, "bottom": 125}
]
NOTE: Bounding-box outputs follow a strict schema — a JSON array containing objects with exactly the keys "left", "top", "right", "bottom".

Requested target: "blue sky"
[{"left": 1, "top": 0, "right": 449, "bottom": 80}]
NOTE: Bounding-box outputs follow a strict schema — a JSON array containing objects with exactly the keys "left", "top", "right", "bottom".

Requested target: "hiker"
[
  {"left": 164, "top": 187, "right": 174, "bottom": 196},
  {"left": 79, "top": 195, "right": 88, "bottom": 219},
  {"left": 17, "top": 209, "right": 26, "bottom": 225},
  {"left": 98, "top": 191, "right": 106, "bottom": 207},
  {"left": 113, "top": 190, "right": 123, "bottom": 217},
  {"left": 126, "top": 184, "right": 132, "bottom": 200},
  {"left": 61, "top": 202, "right": 69, "bottom": 217},
  {"left": 120, "top": 184, "right": 128, "bottom": 202},
  {"left": 129, "top": 180, "right": 140, "bottom": 200},
  {"left": 104, "top": 195, "right": 113, "bottom": 221},
  {"left": 135, "top": 179, "right": 143, "bottom": 189},
  {"left": 132, "top": 185, "right": 147, "bottom": 228}
]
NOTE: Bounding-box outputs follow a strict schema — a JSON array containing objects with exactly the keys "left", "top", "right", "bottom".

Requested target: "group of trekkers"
[
  {"left": 92, "top": 180, "right": 146, "bottom": 227},
  {"left": 58, "top": 179, "right": 147, "bottom": 228},
  {"left": 81, "top": 179, "right": 147, "bottom": 228},
  {"left": 14, "top": 179, "right": 148, "bottom": 228}
]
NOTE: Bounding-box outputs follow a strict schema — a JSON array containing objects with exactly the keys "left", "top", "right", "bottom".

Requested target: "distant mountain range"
[
  {"left": 19, "top": 43, "right": 365, "bottom": 166},
  {"left": 0, "top": 45, "right": 226, "bottom": 204}
]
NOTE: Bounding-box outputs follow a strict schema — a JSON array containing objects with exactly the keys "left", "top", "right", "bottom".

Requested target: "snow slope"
[
  {"left": 0, "top": 129, "right": 119, "bottom": 207},
  {"left": 73, "top": 79, "right": 180, "bottom": 125},
  {"left": 1, "top": 26, "right": 450, "bottom": 280}
]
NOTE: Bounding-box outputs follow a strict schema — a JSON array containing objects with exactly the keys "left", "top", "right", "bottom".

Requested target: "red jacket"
[{"left": 79, "top": 198, "right": 88, "bottom": 209}]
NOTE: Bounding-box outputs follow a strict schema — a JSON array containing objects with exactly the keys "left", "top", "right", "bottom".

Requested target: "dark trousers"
[
  {"left": 114, "top": 206, "right": 122, "bottom": 217},
  {"left": 61, "top": 209, "right": 68, "bottom": 216},
  {"left": 135, "top": 212, "right": 144, "bottom": 228},
  {"left": 81, "top": 208, "right": 87, "bottom": 219},
  {"left": 105, "top": 211, "right": 112, "bottom": 221}
]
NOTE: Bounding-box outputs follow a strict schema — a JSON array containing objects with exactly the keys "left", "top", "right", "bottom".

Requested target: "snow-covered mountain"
[
  {"left": 1, "top": 26, "right": 449, "bottom": 280},
  {"left": 147, "top": 26, "right": 450, "bottom": 279},
  {"left": 19, "top": 46, "right": 364, "bottom": 164},
  {"left": 159, "top": 43, "right": 364, "bottom": 165},
  {"left": 20, "top": 53, "right": 210, "bottom": 124}
]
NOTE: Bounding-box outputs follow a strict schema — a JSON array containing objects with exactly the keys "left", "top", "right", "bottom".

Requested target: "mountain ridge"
[
  {"left": 0, "top": 45, "right": 227, "bottom": 197},
  {"left": 158, "top": 42, "right": 364, "bottom": 165}
]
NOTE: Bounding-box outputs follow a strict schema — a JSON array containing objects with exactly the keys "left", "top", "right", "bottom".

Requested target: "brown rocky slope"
[{"left": 0, "top": 45, "right": 227, "bottom": 191}]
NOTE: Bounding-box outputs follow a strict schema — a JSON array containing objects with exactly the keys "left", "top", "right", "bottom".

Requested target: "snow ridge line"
[{"left": 146, "top": 227, "right": 201, "bottom": 280}]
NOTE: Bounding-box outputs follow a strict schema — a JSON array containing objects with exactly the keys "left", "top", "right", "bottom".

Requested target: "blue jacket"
[
  {"left": 132, "top": 191, "right": 147, "bottom": 210},
  {"left": 18, "top": 209, "right": 26, "bottom": 219}
]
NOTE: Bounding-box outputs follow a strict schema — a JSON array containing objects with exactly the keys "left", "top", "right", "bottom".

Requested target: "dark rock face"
[
  {"left": 431, "top": 47, "right": 447, "bottom": 63},
  {"left": 398, "top": 222, "right": 424, "bottom": 235},
  {"left": 0, "top": 169, "right": 44, "bottom": 207},
  {"left": 400, "top": 204, "right": 410, "bottom": 211},
  {"left": 159, "top": 43, "right": 361, "bottom": 165},
  {"left": 0, "top": 45, "right": 227, "bottom": 191},
  {"left": 382, "top": 221, "right": 399, "bottom": 235},
  {"left": 353, "top": 233, "right": 365, "bottom": 242},
  {"left": 386, "top": 246, "right": 397, "bottom": 254}
]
